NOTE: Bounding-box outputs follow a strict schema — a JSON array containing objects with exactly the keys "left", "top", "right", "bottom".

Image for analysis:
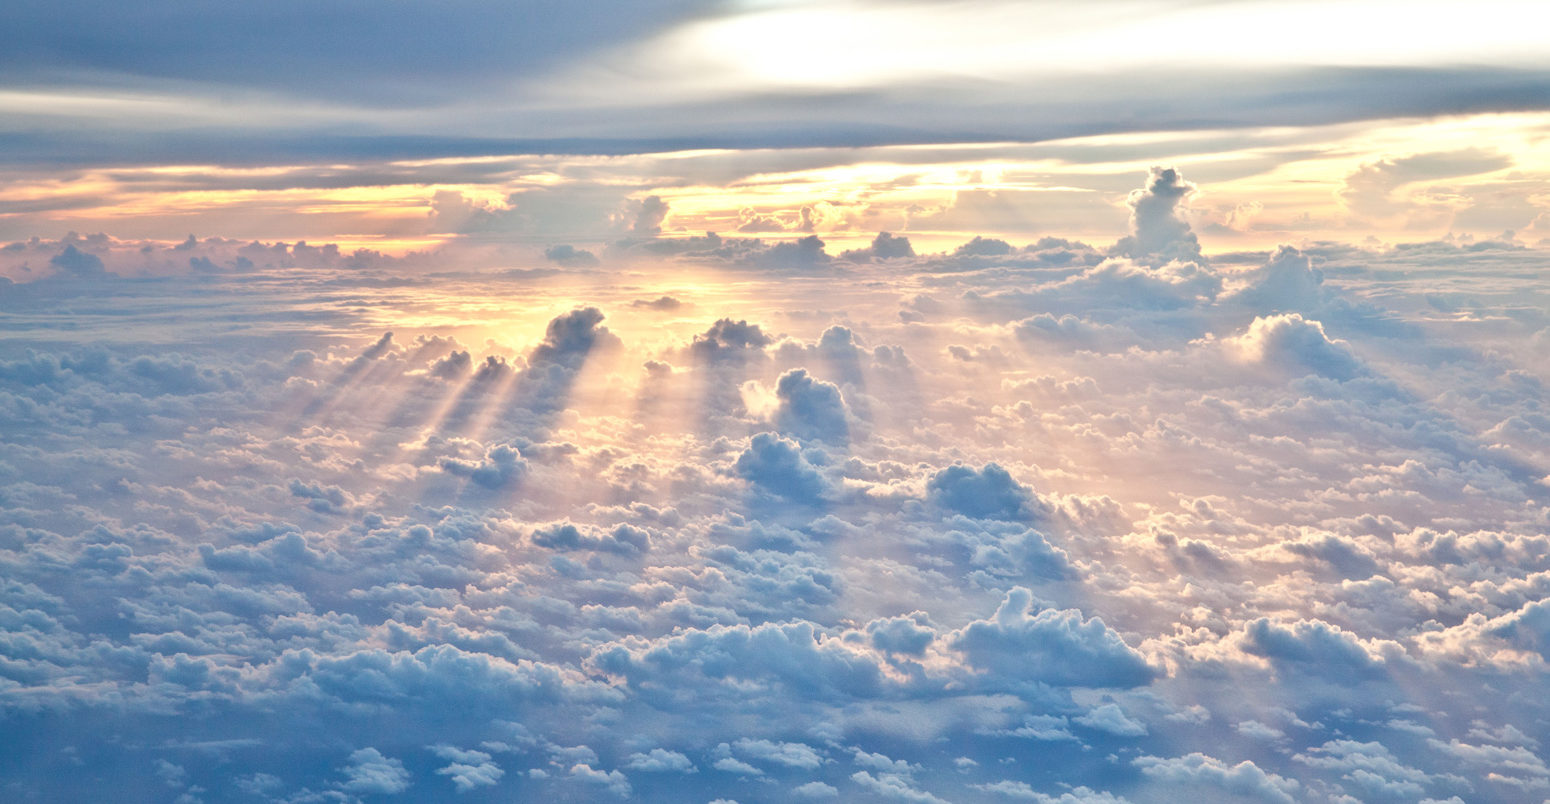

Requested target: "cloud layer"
[{"left": 2, "top": 168, "right": 1549, "bottom": 802}]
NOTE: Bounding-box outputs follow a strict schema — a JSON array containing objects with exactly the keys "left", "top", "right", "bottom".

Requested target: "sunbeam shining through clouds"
[{"left": 3, "top": 2, "right": 1550, "bottom": 803}]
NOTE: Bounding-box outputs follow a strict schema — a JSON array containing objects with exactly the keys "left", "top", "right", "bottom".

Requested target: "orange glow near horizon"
[{"left": 1, "top": 112, "right": 1547, "bottom": 260}]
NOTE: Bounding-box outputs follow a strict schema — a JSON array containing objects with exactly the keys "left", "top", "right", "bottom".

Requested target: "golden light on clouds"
[{"left": 2, "top": 112, "right": 1547, "bottom": 256}]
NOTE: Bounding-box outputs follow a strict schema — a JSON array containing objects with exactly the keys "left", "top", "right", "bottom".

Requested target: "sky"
[{"left": 3, "top": 2, "right": 1550, "bottom": 803}]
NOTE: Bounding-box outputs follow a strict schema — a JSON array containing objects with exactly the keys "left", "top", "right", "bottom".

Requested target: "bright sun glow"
[{"left": 657, "top": 0, "right": 1550, "bottom": 90}]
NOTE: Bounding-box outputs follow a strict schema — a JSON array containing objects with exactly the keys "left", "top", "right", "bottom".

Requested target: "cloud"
[
  {"left": 866, "top": 613, "right": 936, "bottom": 656},
  {"left": 1239, "top": 618, "right": 1398, "bottom": 679},
  {"left": 972, "top": 782, "right": 1129, "bottom": 802},
  {"left": 734, "top": 432, "right": 832, "bottom": 502},
  {"left": 1133, "top": 753, "right": 1299, "bottom": 803},
  {"left": 1109, "top": 166, "right": 1203, "bottom": 266},
  {"left": 1339, "top": 148, "right": 1514, "bottom": 220},
  {"left": 793, "top": 780, "right": 840, "bottom": 798},
  {"left": 755, "top": 235, "right": 832, "bottom": 270},
  {"left": 528, "top": 307, "right": 619, "bottom": 372},
  {"left": 842, "top": 232, "right": 916, "bottom": 262},
  {"left": 948, "top": 587, "right": 1156, "bottom": 689},
  {"left": 48, "top": 245, "right": 110, "bottom": 279},
  {"left": 544, "top": 244, "right": 600, "bottom": 267},
  {"left": 1, "top": 1, "right": 725, "bottom": 107},
  {"left": 1292, "top": 740, "right": 1436, "bottom": 799},
  {"left": 954, "top": 236, "right": 1014, "bottom": 257},
  {"left": 568, "top": 763, "right": 632, "bottom": 798},
  {"left": 1073, "top": 703, "right": 1147, "bottom": 737},
  {"left": 631, "top": 295, "right": 683, "bottom": 311},
  {"left": 850, "top": 770, "right": 949, "bottom": 803},
  {"left": 926, "top": 464, "right": 1045, "bottom": 522},
  {"left": 530, "top": 521, "right": 651, "bottom": 555},
  {"left": 1223, "top": 313, "right": 1363, "bottom": 380},
  {"left": 589, "top": 620, "right": 885, "bottom": 698},
  {"left": 338, "top": 748, "right": 412, "bottom": 795},
  {"left": 728, "top": 738, "right": 825, "bottom": 770},
  {"left": 693, "top": 318, "right": 773, "bottom": 357},
  {"left": 1482, "top": 598, "right": 1550, "bottom": 661},
  {"left": 775, "top": 369, "right": 851, "bottom": 445},
  {"left": 713, "top": 756, "right": 763, "bottom": 776},
  {"left": 430, "top": 745, "right": 505, "bottom": 792},
  {"left": 1227, "top": 246, "right": 1325, "bottom": 312},
  {"left": 624, "top": 748, "right": 697, "bottom": 773},
  {"left": 439, "top": 443, "right": 527, "bottom": 488},
  {"left": 633, "top": 195, "right": 669, "bottom": 236}
]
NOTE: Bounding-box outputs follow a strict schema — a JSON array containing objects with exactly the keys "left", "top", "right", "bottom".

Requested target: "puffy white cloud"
[
  {"left": 568, "top": 763, "right": 633, "bottom": 798},
  {"left": 338, "top": 748, "right": 412, "bottom": 796},
  {"left": 430, "top": 745, "right": 505, "bottom": 792},
  {"left": 1223, "top": 313, "right": 1364, "bottom": 380},
  {"left": 1292, "top": 740, "right": 1439, "bottom": 799},
  {"left": 728, "top": 738, "right": 825, "bottom": 770},
  {"left": 850, "top": 770, "right": 949, "bottom": 803},
  {"left": 1072, "top": 702, "right": 1147, "bottom": 737},
  {"left": 1132, "top": 753, "right": 1298, "bottom": 803},
  {"left": 926, "top": 464, "right": 1047, "bottom": 522},
  {"left": 624, "top": 748, "right": 696, "bottom": 773},
  {"left": 1109, "top": 166, "right": 1204, "bottom": 266},
  {"left": 948, "top": 588, "right": 1156, "bottom": 689},
  {"left": 793, "top": 779, "right": 840, "bottom": 797},
  {"left": 1238, "top": 617, "right": 1402, "bottom": 679}
]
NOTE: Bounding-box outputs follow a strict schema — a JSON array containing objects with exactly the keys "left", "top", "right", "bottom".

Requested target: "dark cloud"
[
  {"left": 0, "top": 0, "right": 724, "bottom": 106},
  {"left": 544, "top": 244, "right": 600, "bottom": 267}
]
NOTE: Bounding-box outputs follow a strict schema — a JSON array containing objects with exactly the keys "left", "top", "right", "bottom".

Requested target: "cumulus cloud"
[
  {"left": 775, "top": 369, "right": 851, "bottom": 444},
  {"left": 1133, "top": 753, "right": 1298, "bottom": 803},
  {"left": 1072, "top": 703, "right": 1147, "bottom": 737},
  {"left": 1228, "top": 245, "right": 1325, "bottom": 312},
  {"left": 1223, "top": 313, "right": 1364, "bottom": 380},
  {"left": 49, "top": 245, "right": 110, "bottom": 279},
  {"left": 926, "top": 464, "right": 1046, "bottom": 522},
  {"left": 1110, "top": 166, "right": 1204, "bottom": 265},
  {"left": 735, "top": 432, "right": 832, "bottom": 502},
  {"left": 842, "top": 232, "right": 916, "bottom": 262},
  {"left": 440, "top": 443, "right": 527, "bottom": 488},
  {"left": 949, "top": 588, "right": 1156, "bottom": 689},
  {"left": 624, "top": 748, "right": 697, "bottom": 773},
  {"left": 430, "top": 745, "right": 505, "bottom": 792},
  {"left": 339, "top": 748, "right": 412, "bottom": 795}
]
